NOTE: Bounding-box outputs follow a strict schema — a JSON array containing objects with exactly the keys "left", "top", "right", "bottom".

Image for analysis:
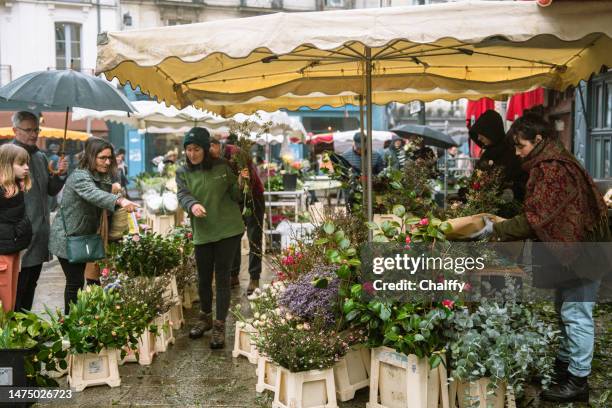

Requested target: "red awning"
[
  {"left": 466, "top": 98, "right": 495, "bottom": 158},
  {"left": 505, "top": 88, "right": 545, "bottom": 121}
]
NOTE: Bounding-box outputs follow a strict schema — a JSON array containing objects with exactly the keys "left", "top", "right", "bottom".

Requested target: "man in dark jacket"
[
  {"left": 469, "top": 109, "right": 527, "bottom": 201},
  {"left": 12, "top": 111, "right": 67, "bottom": 312}
]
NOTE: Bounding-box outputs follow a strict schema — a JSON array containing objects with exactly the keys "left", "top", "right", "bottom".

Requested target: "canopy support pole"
[
  {"left": 365, "top": 47, "right": 373, "bottom": 242},
  {"left": 359, "top": 94, "right": 366, "bottom": 213}
]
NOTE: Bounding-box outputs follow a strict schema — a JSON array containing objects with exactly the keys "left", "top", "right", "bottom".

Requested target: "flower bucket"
[
  {"left": 333, "top": 345, "right": 370, "bottom": 402},
  {"left": 367, "top": 346, "right": 449, "bottom": 408},
  {"left": 282, "top": 174, "right": 298, "bottom": 191},
  {"left": 450, "top": 378, "right": 510, "bottom": 408},
  {"left": 273, "top": 366, "right": 338, "bottom": 408},
  {"left": 68, "top": 348, "right": 121, "bottom": 392},
  {"left": 256, "top": 356, "right": 278, "bottom": 393}
]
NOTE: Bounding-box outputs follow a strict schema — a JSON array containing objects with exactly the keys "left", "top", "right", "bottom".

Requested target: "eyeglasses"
[
  {"left": 16, "top": 127, "right": 40, "bottom": 134},
  {"left": 96, "top": 156, "right": 113, "bottom": 162}
]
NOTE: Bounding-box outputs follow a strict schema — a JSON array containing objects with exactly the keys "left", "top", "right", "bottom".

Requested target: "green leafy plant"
[
  {"left": 0, "top": 307, "right": 66, "bottom": 386},
  {"left": 48, "top": 285, "right": 156, "bottom": 359},
  {"left": 450, "top": 301, "right": 557, "bottom": 400},
  {"left": 167, "top": 225, "right": 196, "bottom": 294},
  {"left": 343, "top": 288, "right": 454, "bottom": 368},
  {"left": 107, "top": 232, "right": 181, "bottom": 278},
  {"left": 367, "top": 204, "right": 452, "bottom": 244}
]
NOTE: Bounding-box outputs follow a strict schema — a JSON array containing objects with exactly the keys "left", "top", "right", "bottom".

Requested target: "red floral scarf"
[{"left": 521, "top": 139, "right": 608, "bottom": 242}]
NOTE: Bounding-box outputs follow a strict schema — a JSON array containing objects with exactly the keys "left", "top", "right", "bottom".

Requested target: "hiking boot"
[
  {"left": 552, "top": 358, "right": 569, "bottom": 384},
  {"left": 246, "top": 279, "right": 259, "bottom": 295},
  {"left": 210, "top": 320, "right": 225, "bottom": 349},
  {"left": 231, "top": 275, "right": 240, "bottom": 288},
  {"left": 189, "top": 312, "right": 212, "bottom": 339},
  {"left": 541, "top": 372, "right": 589, "bottom": 403}
]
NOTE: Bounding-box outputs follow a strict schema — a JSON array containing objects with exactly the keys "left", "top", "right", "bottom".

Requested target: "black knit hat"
[{"left": 183, "top": 127, "right": 211, "bottom": 150}]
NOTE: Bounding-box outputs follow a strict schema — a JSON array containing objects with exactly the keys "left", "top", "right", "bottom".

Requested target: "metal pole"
[
  {"left": 359, "top": 94, "right": 366, "bottom": 212},
  {"left": 365, "top": 47, "right": 373, "bottom": 241}
]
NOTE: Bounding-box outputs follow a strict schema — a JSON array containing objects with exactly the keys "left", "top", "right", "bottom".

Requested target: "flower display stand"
[
  {"left": 163, "top": 275, "right": 181, "bottom": 305},
  {"left": 68, "top": 348, "right": 121, "bottom": 392},
  {"left": 232, "top": 322, "right": 259, "bottom": 364},
  {"left": 182, "top": 283, "right": 199, "bottom": 309},
  {"left": 273, "top": 366, "right": 338, "bottom": 408},
  {"left": 367, "top": 346, "right": 449, "bottom": 408},
  {"left": 449, "top": 379, "right": 514, "bottom": 408},
  {"left": 169, "top": 302, "right": 185, "bottom": 330},
  {"left": 256, "top": 356, "right": 278, "bottom": 393},
  {"left": 146, "top": 213, "right": 176, "bottom": 235},
  {"left": 154, "top": 311, "right": 175, "bottom": 353},
  {"left": 118, "top": 326, "right": 158, "bottom": 366},
  {"left": 333, "top": 345, "right": 371, "bottom": 402}
]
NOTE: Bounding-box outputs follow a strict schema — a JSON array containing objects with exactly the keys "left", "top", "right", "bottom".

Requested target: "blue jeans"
[{"left": 555, "top": 279, "right": 600, "bottom": 377}]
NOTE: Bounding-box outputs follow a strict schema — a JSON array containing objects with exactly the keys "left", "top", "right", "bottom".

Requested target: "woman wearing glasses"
[{"left": 49, "top": 137, "right": 139, "bottom": 314}]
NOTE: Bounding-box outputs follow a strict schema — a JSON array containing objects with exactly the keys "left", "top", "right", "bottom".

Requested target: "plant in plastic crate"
[
  {"left": 0, "top": 307, "right": 66, "bottom": 387},
  {"left": 367, "top": 205, "right": 452, "bottom": 245},
  {"left": 449, "top": 301, "right": 557, "bottom": 408},
  {"left": 253, "top": 312, "right": 348, "bottom": 408},
  {"left": 344, "top": 280, "right": 455, "bottom": 408},
  {"left": 107, "top": 232, "right": 181, "bottom": 278},
  {"left": 47, "top": 285, "right": 154, "bottom": 391}
]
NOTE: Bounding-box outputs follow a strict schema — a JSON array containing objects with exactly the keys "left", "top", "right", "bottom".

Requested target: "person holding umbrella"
[{"left": 12, "top": 111, "right": 68, "bottom": 312}]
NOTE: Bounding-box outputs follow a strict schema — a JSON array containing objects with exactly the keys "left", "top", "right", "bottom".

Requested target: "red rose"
[
  {"left": 441, "top": 299, "right": 455, "bottom": 310},
  {"left": 472, "top": 182, "right": 481, "bottom": 190}
]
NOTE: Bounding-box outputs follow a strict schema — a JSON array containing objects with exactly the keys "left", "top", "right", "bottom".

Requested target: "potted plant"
[
  {"left": 49, "top": 285, "right": 154, "bottom": 391},
  {"left": 449, "top": 301, "right": 557, "bottom": 408},
  {"left": 344, "top": 281, "right": 455, "bottom": 408},
  {"left": 0, "top": 307, "right": 66, "bottom": 390}
]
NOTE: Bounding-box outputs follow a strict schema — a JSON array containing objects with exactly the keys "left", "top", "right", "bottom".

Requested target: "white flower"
[
  {"left": 263, "top": 283, "right": 270, "bottom": 290},
  {"left": 303, "top": 322, "right": 310, "bottom": 330},
  {"left": 250, "top": 302, "right": 256, "bottom": 309},
  {"left": 297, "top": 324, "right": 304, "bottom": 330},
  {"left": 235, "top": 304, "right": 242, "bottom": 310},
  {"left": 260, "top": 314, "right": 267, "bottom": 321},
  {"left": 254, "top": 288, "right": 261, "bottom": 295},
  {"left": 274, "top": 308, "right": 281, "bottom": 316},
  {"left": 247, "top": 294, "right": 256, "bottom": 300},
  {"left": 285, "top": 312, "right": 293, "bottom": 320},
  {"left": 254, "top": 312, "right": 260, "bottom": 319},
  {"left": 237, "top": 321, "right": 245, "bottom": 329}
]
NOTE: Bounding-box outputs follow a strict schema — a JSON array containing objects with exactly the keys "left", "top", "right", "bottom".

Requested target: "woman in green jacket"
[
  {"left": 475, "top": 112, "right": 610, "bottom": 403},
  {"left": 49, "top": 137, "right": 139, "bottom": 314},
  {"left": 176, "top": 127, "right": 246, "bottom": 348}
]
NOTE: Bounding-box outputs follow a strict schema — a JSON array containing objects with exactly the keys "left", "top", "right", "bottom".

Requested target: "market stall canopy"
[
  {"left": 308, "top": 130, "right": 395, "bottom": 144},
  {"left": 391, "top": 124, "right": 458, "bottom": 149},
  {"left": 0, "top": 126, "right": 90, "bottom": 141},
  {"left": 97, "top": 1, "right": 612, "bottom": 114},
  {"left": 72, "top": 100, "right": 225, "bottom": 134}
]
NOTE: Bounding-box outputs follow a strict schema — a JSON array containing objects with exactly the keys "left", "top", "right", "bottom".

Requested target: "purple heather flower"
[{"left": 278, "top": 264, "right": 340, "bottom": 327}]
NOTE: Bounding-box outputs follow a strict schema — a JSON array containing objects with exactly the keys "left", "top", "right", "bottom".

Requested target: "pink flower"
[
  {"left": 101, "top": 268, "right": 110, "bottom": 278},
  {"left": 404, "top": 244, "right": 411, "bottom": 250},
  {"left": 187, "top": 232, "right": 193, "bottom": 239},
  {"left": 362, "top": 281, "right": 376, "bottom": 295},
  {"left": 405, "top": 236, "right": 411, "bottom": 244},
  {"left": 132, "top": 234, "right": 141, "bottom": 242},
  {"left": 463, "top": 282, "right": 472, "bottom": 292},
  {"left": 419, "top": 218, "right": 429, "bottom": 226},
  {"left": 472, "top": 182, "right": 481, "bottom": 191},
  {"left": 441, "top": 299, "right": 455, "bottom": 310},
  {"left": 281, "top": 255, "right": 295, "bottom": 266}
]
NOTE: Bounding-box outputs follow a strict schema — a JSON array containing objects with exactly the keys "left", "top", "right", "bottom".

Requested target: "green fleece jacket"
[{"left": 176, "top": 159, "right": 244, "bottom": 245}]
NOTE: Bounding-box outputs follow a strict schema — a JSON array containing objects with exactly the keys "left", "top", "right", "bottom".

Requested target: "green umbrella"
[{"left": 0, "top": 70, "right": 134, "bottom": 159}]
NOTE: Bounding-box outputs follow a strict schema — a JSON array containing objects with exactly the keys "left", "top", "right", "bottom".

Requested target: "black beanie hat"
[{"left": 183, "top": 127, "right": 211, "bottom": 150}]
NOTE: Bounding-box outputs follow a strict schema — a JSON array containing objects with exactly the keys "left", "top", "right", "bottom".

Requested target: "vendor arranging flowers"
[{"left": 176, "top": 127, "right": 247, "bottom": 348}]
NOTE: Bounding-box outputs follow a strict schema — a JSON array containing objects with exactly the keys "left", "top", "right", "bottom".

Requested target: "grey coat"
[
  {"left": 15, "top": 142, "right": 65, "bottom": 268},
  {"left": 49, "top": 169, "right": 119, "bottom": 260}
]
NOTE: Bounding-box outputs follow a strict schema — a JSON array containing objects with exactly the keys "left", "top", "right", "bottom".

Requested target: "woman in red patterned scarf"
[{"left": 476, "top": 112, "right": 611, "bottom": 403}]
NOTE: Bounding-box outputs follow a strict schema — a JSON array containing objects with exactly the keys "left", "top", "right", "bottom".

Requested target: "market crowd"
[{"left": 0, "top": 108, "right": 608, "bottom": 403}]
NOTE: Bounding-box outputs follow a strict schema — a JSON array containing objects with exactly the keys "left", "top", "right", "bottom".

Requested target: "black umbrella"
[
  {"left": 391, "top": 124, "right": 458, "bottom": 149},
  {"left": 0, "top": 70, "right": 134, "bottom": 163}
]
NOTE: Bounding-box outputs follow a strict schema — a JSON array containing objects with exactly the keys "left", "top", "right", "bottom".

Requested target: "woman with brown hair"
[
  {"left": 475, "top": 112, "right": 610, "bottom": 403},
  {"left": 49, "top": 137, "right": 139, "bottom": 314},
  {"left": 0, "top": 144, "right": 33, "bottom": 311}
]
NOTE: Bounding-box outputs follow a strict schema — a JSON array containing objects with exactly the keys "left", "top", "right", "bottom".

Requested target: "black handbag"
[{"left": 61, "top": 207, "right": 106, "bottom": 264}]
